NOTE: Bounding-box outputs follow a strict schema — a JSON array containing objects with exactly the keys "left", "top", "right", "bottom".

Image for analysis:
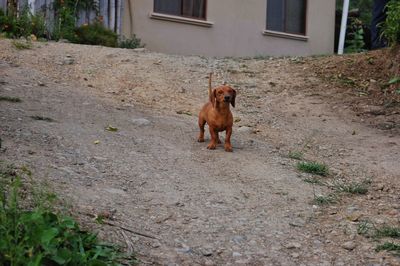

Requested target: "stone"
[
  {"left": 132, "top": 118, "right": 151, "bottom": 126},
  {"left": 285, "top": 242, "right": 301, "bottom": 249},
  {"left": 237, "top": 126, "right": 252, "bottom": 133},
  {"left": 342, "top": 241, "right": 356, "bottom": 251}
]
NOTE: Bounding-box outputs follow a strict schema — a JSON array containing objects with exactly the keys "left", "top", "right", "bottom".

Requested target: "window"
[
  {"left": 266, "top": 0, "right": 306, "bottom": 35},
  {"left": 154, "top": 0, "right": 206, "bottom": 20}
]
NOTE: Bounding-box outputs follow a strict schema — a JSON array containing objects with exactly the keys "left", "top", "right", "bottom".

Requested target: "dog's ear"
[
  {"left": 210, "top": 89, "right": 217, "bottom": 108},
  {"left": 231, "top": 88, "right": 236, "bottom": 108}
]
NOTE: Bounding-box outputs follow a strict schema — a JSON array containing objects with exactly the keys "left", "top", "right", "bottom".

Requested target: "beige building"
[{"left": 122, "top": 0, "right": 336, "bottom": 57}]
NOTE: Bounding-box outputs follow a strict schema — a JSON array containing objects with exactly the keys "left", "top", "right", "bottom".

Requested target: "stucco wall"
[{"left": 121, "top": 0, "right": 336, "bottom": 57}]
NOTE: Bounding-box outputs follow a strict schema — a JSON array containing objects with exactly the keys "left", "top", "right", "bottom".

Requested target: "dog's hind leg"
[{"left": 198, "top": 116, "right": 206, "bottom": 142}]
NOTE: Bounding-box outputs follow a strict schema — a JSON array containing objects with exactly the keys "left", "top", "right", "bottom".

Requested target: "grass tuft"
[
  {"left": 313, "top": 194, "right": 336, "bottom": 205},
  {"left": 303, "top": 177, "right": 325, "bottom": 185},
  {"left": 333, "top": 179, "right": 370, "bottom": 195},
  {"left": 288, "top": 151, "right": 303, "bottom": 160},
  {"left": 375, "top": 226, "right": 400, "bottom": 238},
  {"left": 297, "top": 161, "right": 329, "bottom": 176},
  {"left": 11, "top": 40, "right": 33, "bottom": 50},
  {"left": 375, "top": 242, "right": 400, "bottom": 253},
  {"left": 0, "top": 96, "right": 22, "bottom": 102}
]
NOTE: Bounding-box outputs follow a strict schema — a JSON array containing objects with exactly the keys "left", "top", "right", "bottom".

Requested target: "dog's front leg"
[
  {"left": 207, "top": 127, "right": 218, "bottom": 150},
  {"left": 224, "top": 126, "right": 233, "bottom": 152}
]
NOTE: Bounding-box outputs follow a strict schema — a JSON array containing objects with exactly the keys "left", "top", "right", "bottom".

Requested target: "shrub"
[
  {"left": 119, "top": 35, "right": 144, "bottom": 49},
  {"left": 383, "top": 0, "right": 400, "bottom": 45},
  {"left": 0, "top": 7, "right": 46, "bottom": 38},
  {"left": 73, "top": 22, "right": 118, "bottom": 47},
  {"left": 296, "top": 161, "right": 329, "bottom": 176}
]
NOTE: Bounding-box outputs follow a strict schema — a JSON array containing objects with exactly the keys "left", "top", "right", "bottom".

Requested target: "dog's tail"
[{"left": 208, "top": 72, "right": 213, "bottom": 101}]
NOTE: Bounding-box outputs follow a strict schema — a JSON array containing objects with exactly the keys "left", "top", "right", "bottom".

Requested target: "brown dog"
[{"left": 198, "top": 73, "right": 236, "bottom": 152}]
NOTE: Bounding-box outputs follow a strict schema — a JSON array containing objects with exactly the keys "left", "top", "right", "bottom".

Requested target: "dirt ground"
[{"left": 1, "top": 39, "right": 399, "bottom": 265}]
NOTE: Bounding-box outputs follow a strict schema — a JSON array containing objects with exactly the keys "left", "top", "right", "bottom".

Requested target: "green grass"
[
  {"left": 0, "top": 162, "right": 136, "bottom": 265},
  {"left": 0, "top": 96, "right": 22, "bottom": 102},
  {"left": 288, "top": 151, "right": 303, "bottom": 160},
  {"left": 11, "top": 40, "right": 33, "bottom": 50},
  {"left": 297, "top": 161, "right": 329, "bottom": 176},
  {"left": 375, "top": 242, "right": 400, "bottom": 253},
  {"left": 333, "top": 179, "right": 370, "bottom": 195},
  {"left": 375, "top": 226, "right": 400, "bottom": 239},
  {"left": 357, "top": 220, "right": 374, "bottom": 236}
]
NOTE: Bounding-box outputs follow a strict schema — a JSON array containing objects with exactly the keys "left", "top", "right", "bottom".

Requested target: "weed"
[
  {"left": 0, "top": 96, "right": 21, "bottom": 102},
  {"left": 11, "top": 40, "right": 32, "bottom": 50},
  {"left": 30, "top": 115, "right": 55, "bottom": 122},
  {"left": 333, "top": 179, "right": 370, "bottom": 195},
  {"left": 357, "top": 220, "right": 374, "bottom": 236},
  {"left": 0, "top": 162, "right": 136, "bottom": 265},
  {"left": 375, "top": 242, "right": 400, "bottom": 253},
  {"left": 375, "top": 226, "right": 400, "bottom": 238},
  {"left": 297, "top": 161, "right": 329, "bottom": 176},
  {"left": 313, "top": 194, "right": 336, "bottom": 205},
  {"left": 288, "top": 151, "right": 303, "bottom": 160}
]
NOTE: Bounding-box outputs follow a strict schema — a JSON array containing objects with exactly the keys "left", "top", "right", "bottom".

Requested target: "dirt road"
[{"left": 1, "top": 40, "right": 399, "bottom": 265}]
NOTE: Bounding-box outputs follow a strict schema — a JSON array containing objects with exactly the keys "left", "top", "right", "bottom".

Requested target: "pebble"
[
  {"left": 342, "top": 241, "right": 356, "bottom": 251},
  {"left": 237, "top": 126, "right": 252, "bottom": 133},
  {"left": 232, "top": 252, "right": 242, "bottom": 257},
  {"left": 284, "top": 242, "right": 301, "bottom": 249}
]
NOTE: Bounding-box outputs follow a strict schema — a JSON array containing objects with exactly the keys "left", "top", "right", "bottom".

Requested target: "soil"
[{"left": 1, "top": 39, "right": 399, "bottom": 265}]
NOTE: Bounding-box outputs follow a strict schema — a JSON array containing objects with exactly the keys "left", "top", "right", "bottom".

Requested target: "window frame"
[
  {"left": 266, "top": 0, "right": 308, "bottom": 36},
  {"left": 153, "top": 0, "right": 208, "bottom": 21}
]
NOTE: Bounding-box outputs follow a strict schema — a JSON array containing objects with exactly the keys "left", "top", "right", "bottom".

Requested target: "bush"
[
  {"left": 119, "top": 35, "right": 144, "bottom": 49},
  {"left": 72, "top": 22, "right": 118, "bottom": 47},
  {"left": 0, "top": 7, "right": 46, "bottom": 38},
  {"left": 383, "top": 0, "right": 400, "bottom": 45}
]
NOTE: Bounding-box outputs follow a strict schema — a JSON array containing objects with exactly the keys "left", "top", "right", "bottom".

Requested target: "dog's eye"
[{"left": 218, "top": 91, "right": 223, "bottom": 94}]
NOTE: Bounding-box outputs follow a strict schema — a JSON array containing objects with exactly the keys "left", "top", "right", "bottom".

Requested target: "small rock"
[
  {"left": 133, "top": 48, "right": 146, "bottom": 52},
  {"left": 132, "top": 118, "right": 151, "bottom": 126},
  {"left": 291, "top": 252, "right": 300, "bottom": 258},
  {"left": 151, "top": 242, "right": 161, "bottom": 248},
  {"left": 342, "top": 241, "right": 356, "bottom": 251},
  {"left": 232, "top": 252, "right": 242, "bottom": 257},
  {"left": 232, "top": 235, "right": 246, "bottom": 244},
  {"left": 201, "top": 246, "right": 214, "bottom": 257},
  {"left": 62, "top": 57, "right": 74, "bottom": 65},
  {"left": 237, "top": 126, "right": 252, "bottom": 133},
  {"left": 284, "top": 242, "right": 301, "bottom": 249}
]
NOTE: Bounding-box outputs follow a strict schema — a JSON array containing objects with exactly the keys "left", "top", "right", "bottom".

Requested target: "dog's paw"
[
  {"left": 224, "top": 145, "right": 233, "bottom": 152},
  {"left": 207, "top": 143, "right": 217, "bottom": 150}
]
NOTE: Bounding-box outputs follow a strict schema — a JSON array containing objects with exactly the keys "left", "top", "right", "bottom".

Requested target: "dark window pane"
[
  {"left": 267, "top": 0, "right": 285, "bottom": 32},
  {"left": 182, "top": 0, "right": 205, "bottom": 18},
  {"left": 154, "top": 0, "right": 182, "bottom": 16},
  {"left": 286, "top": 0, "right": 306, "bottom": 34}
]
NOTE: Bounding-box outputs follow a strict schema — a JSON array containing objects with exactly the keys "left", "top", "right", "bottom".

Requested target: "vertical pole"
[{"left": 338, "top": 0, "right": 350, "bottom": 54}]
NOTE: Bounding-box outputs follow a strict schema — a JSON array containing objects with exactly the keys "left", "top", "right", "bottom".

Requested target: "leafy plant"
[
  {"left": 73, "top": 22, "right": 118, "bottom": 47},
  {"left": 345, "top": 18, "right": 366, "bottom": 53},
  {"left": 0, "top": 163, "right": 136, "bottom": 265},
  {"left": 0, "top": 7, "right": 46, "bottom": 38},
  {"left": 382, "top": 0, "right": 400, "bottom": 45},
  {"left": 375, "top": 226, "right": 400, "bottom": 238},
  {"left": 375, "top": 242, "right": 400, "bottom": 253},
  {"left": 119, "top": 35, "right": 144, "bottom": 49},
  {"left": 297, "top": 161, "right": 329, "bottom": 176},
  {"left": 313, "top": 194, "right": 336, "bottom": 205},
  {"left": 11, "top": 39, "right": 33, "bottom": 50}
]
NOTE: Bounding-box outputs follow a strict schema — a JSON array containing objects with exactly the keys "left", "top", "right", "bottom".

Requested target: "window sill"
[
  {"left": 150, "top": 12, "right": 214, "bottom": 28},
  {"left": 263, "top": 30, "right": 309, "bottom": 41}
]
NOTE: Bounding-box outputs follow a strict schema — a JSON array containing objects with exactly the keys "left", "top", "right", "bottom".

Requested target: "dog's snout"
[{"left": 224, "top": 95, "right": 231, "bottom": 101}]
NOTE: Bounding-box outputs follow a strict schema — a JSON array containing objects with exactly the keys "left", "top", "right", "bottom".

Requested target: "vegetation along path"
[{"left": 1, "top": 39, "right": 399, "bottom": 265}]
